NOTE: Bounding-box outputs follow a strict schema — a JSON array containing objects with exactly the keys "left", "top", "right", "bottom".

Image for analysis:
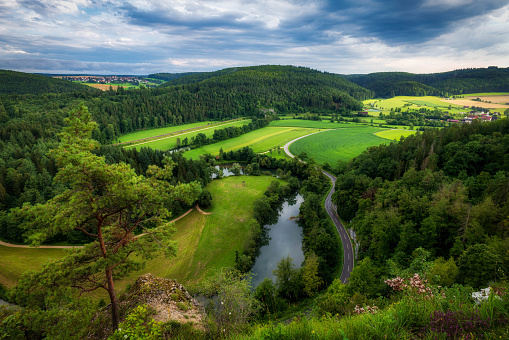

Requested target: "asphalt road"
[
  {"left": 322, "top": 170, "right": 355, "bottom": 284},
  {"left": 283, "top": 135, "right": 355, "bottom": 284}
]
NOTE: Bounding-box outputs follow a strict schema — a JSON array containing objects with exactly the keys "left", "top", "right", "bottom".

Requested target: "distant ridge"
[
  {"left": 0, "top": 69, "right": 100, "bottom": 95},
  {"left": 343, "top": 67, "right": 509, "bottom": 97}
]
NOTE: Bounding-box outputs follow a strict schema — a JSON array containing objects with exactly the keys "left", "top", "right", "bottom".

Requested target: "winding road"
[{"left": 283, "top": 134, "right": 355, "bottom": 284}]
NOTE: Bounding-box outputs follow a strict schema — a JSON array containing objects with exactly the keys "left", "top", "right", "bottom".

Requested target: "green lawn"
[
  {"left": 124, "top": 120, "right": 250, "bottom": 151},
  {"left": 289, "top": 126, "right": 388, "bottom": 164},
  {"left": 183, "top": 126, "right": 320, "bottom": 159},
  {"left": 375, "top": 129, "right": 418, "bottom": 140}
]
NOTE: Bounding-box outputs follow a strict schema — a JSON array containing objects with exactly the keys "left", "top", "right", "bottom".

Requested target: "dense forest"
[
  {"left": 344, "top": 67, "right": 509, "bottom": 97},
  {"left": 330, "top": 118, "right": 509, "bottom": 290},
  {"left": 0, "top": 70, "right": 99, "bottom": 95}
]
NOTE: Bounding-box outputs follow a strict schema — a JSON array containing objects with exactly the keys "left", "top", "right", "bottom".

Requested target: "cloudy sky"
[{"left": 1, "top": 0, "right": 508, "bottom": 75}]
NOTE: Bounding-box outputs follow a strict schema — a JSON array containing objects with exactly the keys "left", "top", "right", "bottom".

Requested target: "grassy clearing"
[
  {"left": 124, "top": 120, "right": 249, "bottom": 151},
  {"left": 0, "top": 176, "right": 279, "bottom": 292},
  {"left": 375, "top": 129, "right": 418, "bottom": 140},
  {"left": 0, "top": 246, "right": 67, "bottom": 287},
  {"left": 270, "top": 119, "right": 366, "bottom": 129},
  {"left": 289, "top": 126, "right": 387, "bottom": 164},
  {"left": 183, "top": 126, "right": 320, "bottom": 159}
]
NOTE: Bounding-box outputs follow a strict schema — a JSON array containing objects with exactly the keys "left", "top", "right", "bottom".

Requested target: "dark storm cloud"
[{"left": 322, "top": 0, "right": 509, "bottom": 44}]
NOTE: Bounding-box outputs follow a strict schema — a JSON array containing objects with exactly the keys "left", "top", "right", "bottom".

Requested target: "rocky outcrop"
[{"left": 121, "top": 273, "right": 205, "bottom": 328}]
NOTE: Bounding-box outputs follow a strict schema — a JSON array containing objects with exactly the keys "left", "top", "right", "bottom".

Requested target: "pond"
[{"left": 251, "top": 194, "right": 305, "bottom": 287}]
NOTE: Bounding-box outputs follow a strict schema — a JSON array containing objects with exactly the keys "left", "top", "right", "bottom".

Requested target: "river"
[{"left": 251, "top": 194, "right": 305, "bottom": 287}]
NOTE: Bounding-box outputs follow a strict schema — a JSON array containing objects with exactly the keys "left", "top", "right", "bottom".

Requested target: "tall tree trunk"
[{"left": 106, "top": 268, "right": 120, "bottom": 330}]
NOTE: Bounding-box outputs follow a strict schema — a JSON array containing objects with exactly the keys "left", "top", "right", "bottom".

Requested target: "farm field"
[
  {"left": 123, "top": 120, "right": 250, "bottom": 151},
  {"left": 270, "top": 119, "right": 367, "bottom": 129},
  {"left": 119, "top": 121, "right": 236, "bottom": 143},
  {"left": 183, "top": 126, "right": 320, "bottom": 159},
  {"left": 365, "top": 96, "right": 458, "bottom": 109},
  {"left": 464, "top": 95, "right": 509, "bottom": 104},
  {"left": 442, "top": 99, "right": 509, "bottom": 109},
  {"left": 375, "top": 129, "right": 418, "bottom": 140},
  {"left": 463, "top": 92, "right": 509, "bottom": 97},
  {"left": 289, "top": 126, "right": 388, "bottom": 164},
  {"left": 0, "top": 176, "right": 278, "bottom": 290}
]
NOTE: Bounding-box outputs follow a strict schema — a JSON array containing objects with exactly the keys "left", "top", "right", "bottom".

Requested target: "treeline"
[
  {"left": 329, "top": 118, "right": 509, "bottom": 292},
  {"left": 147, "top": 72, "right": 200, "bottom": 82},
  {"left": 344, "top": 67, "right": 509, "bottom": 97},
  {"left": 0, "top": 70, "right": 99, "bottom": 95},
  {"left": 0, "top": 146, "right": 213, "bottom": 243}
]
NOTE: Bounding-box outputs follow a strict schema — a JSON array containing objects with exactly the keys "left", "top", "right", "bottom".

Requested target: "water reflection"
[{"left": 251, "top": 194, "right": 304, "bottom": 287}]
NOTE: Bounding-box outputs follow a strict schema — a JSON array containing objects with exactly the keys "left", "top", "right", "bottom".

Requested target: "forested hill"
[
  {"left": 162, "top": 65, "right": 374, "bottom": 108},
  {"left": 331, "top": 117, "right": 509, "bottom": 287},
  {"left": 147, "top": 72, "right": 201, "bottom": 82},
  {"left": 0, "top": 70, "right": 100, "bottom": 95},
  {"left": 344, "top": 67, "right": 509, "bottom": 97}
]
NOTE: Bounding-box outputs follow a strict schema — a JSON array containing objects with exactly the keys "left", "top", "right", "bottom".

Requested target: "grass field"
[
  {"left": 0, "top": 246, "right": 68, "bottom": 287},
  {"left": 463, "top": 92, "right": 509, "bottom": 97},
  {"left": 183, "top": 126, "right": 320, "bottom": 159},
  {"left": 0, "top": 176, "right": 279, "bottom": 291},
  {"left": 123, "top": 120, "right": 250, "bottom": 151},
  {"left": 289, "top": 126, "right": 388, "bottom": 164},
  {"left": 375, "top": 129, "right": 418, "bottom": 140},
  {"left": 119, "top": 122, "right": 220, "bottom": 143},
  {"left": 270, "top": 119, "right": 368, "bottom": 129}
]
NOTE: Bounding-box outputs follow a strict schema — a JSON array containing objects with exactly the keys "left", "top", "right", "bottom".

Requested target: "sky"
[{"left": 0, "top": 0, "right": 508, "bottom": 75}]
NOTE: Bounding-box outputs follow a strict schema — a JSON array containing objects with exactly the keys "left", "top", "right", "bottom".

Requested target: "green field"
[
  {"left": 289, "top": 126, "right": 388, "bottom": 164},
  {"left": 375, "top": 129, "right": 418, "bottom": 140},
  {"left": 0, "top": 246, "right": 68, "bottom": 287},
  {"left": 270, "top": 119, "right": 368, "bottom": 129},
  {"left": 0, "top": 176, "right": 278, "bottom": 290},
  {"left": 123, "top": 120, "right": 250, "bottom": 151},
  {"left": 463, "top": 92, "right": 509, "bottom": 97},
  {"left": 119, "top": 121, "right": 221, "bottom": 143},
  {"left": 183, "top": 126, "right": 320, "bottom": 159}
]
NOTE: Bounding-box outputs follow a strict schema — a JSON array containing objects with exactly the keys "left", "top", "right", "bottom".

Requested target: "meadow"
[
  {"left": 269, "top": 119, "right": 368, "bottom": 129},
  {"left": 123, "top": 120, "right": 250, "bottom": 151},
  {"left": 375, "top": 129, "right": 418, "bottom": 140},
  {"left": 182, "top": 126, "right": 320, "bottom": 159},
  {"left": 0, "top": 246, "right": 67, "bottom": 287},
  {"left": 0, "top": 176, "right": 279, "bottom": 290},
  {"left": 289, "top": 126, "right": 388, "bottom": 164}
]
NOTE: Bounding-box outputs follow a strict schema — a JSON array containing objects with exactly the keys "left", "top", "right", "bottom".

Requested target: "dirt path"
[
  {"left": 196, "top": 205, "right": 213, "bottom": 215},
  {"left": 0, "top": 208, "right": 197, "bottom": 249},
  {"left": 0, "top": 239, "right": 81, "bottom": 249}
]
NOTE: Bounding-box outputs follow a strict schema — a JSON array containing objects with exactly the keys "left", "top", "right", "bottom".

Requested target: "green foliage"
[
  {"left": 1, "top": 286, "right": 95, "bottom": 340},
  {"left": 201, "top": 268, "right": 260, "bottom": 338},
  {"left": 429, "top": 257, "right": 459, "bottom": 287},
  {"left": 458, "top": 243, "right": 505, "bottom": 288},
  {"left": 9, "top": 104, "right": 201, "bottom": 330},
  {"left": 273, "top": 256, "right": 303, "bottom": 301},
  {"left": 108, "top": 304, "right": 164, "bottom": 340},
  {"left": 301, "top": 252, "right": 323, "bottom": 297}
]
